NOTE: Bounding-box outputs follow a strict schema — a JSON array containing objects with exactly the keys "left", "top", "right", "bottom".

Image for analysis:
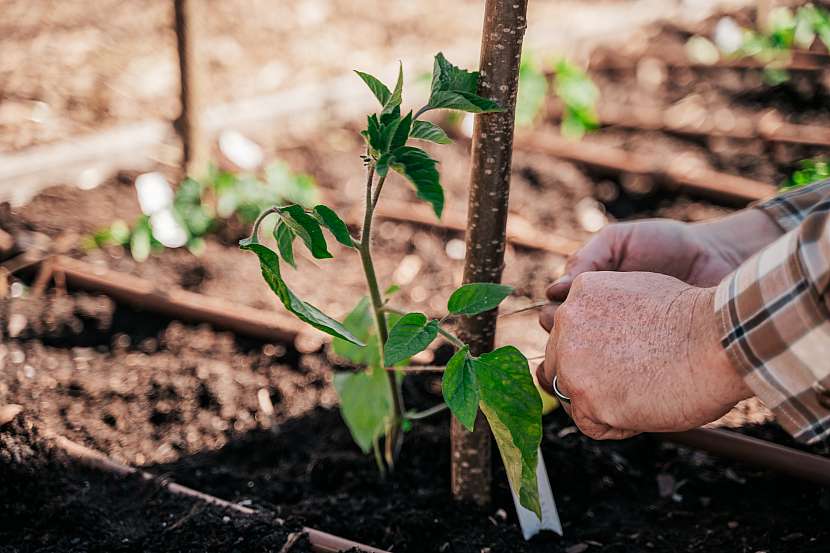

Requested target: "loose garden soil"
[{"left": 3, "top": 5, "right": 830, "bottom": 552}]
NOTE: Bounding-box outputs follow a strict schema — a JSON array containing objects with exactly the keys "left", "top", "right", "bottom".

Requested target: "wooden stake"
[
  {"left": 174, "top": 0, "right": 207, "bottom": 176},
  {"left": 453, "top": 0, "right": 528, "bottom": 508}
]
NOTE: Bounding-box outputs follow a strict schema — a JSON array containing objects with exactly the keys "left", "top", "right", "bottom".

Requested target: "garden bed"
[{"left": 4, "top": 4, "right": 830, "bottom": 552}]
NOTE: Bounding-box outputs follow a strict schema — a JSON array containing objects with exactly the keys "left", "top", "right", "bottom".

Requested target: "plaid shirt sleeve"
[{"left": 714, "top": 179, "right": 830, "bottom": 444}]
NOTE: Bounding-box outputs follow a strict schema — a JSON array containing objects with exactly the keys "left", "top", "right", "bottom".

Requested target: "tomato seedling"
[{"left": 241, "top": 53, "right": 545, "bottom": 518}]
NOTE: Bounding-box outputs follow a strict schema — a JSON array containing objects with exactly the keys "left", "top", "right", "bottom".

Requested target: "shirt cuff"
[
  {"left": 714, "top": 229, "right": 830, "bottom": 444},
  {"left": 753, "top": 178, "right": 830, "bottom": 232}
]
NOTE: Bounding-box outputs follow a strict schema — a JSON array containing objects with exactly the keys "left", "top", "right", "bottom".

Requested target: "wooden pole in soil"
[
  {"left": 453, "top": 0, "right": 528, "bottom": 507},
  {"left": 173, "top": 0, "right": 207, "bottom": 176}
]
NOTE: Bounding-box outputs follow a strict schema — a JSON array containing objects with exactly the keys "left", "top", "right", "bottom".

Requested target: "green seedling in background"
[
  {"left": 781, "top": 158, "right": 830, "bottom": 191},
  {"left": 85, "top": 163, "right": 317, "bottom": 262},
  {"left": 516, "top": 54, "right": 599, "bottom": 139},
  {"left": 697, "top": 3, "right": 830, "bottom": 85},
  {"left": 240, "top": 53, "right": 545, "bottom": 519}
]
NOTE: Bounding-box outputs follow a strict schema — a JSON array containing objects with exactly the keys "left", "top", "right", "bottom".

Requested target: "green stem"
[
  {"left": 406, "top": 403, "right": 449, "bottom": 420},
  {"left": 414, "top": 105, "right": 431, "bottom": 120},
  {"left": 249, "top": 207, "right": 280, "bottom": 241},
  {"left": 359, "top": 167, "right": 404, "bottom": 469}
]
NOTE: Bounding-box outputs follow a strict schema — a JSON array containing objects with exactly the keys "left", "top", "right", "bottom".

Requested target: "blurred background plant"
[
  {"left": 83, "top": 162, "right": 318, "bottom": 261},
  {"left": 781, "top": 158, "right": 830, "bottom": 191},
  {"left": 688, "top": 3, "right": 830, "bottom": 84},
  {"left": 515, "top": 54, "right": 599, "bottom": 139}
]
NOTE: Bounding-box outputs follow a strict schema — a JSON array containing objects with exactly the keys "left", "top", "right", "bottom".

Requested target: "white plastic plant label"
[{"left": 509, "top": 449, "right": 563, "bottom": 540}]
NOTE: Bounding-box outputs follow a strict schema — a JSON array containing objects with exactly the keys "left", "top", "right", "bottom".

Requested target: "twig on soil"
[
  {"left": 278, "top": 531, "right": 305, "bottom": 553},
  {"left": 516, "top": 130, "right": 777, "bottom": 204},
  {"left": 51, "top": 432, "right": 392, "bottom": 553}
]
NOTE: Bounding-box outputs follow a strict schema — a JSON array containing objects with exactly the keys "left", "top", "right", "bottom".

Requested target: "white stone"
[{"left": 135, "top": 172, "right": 173, "bottom": 216}]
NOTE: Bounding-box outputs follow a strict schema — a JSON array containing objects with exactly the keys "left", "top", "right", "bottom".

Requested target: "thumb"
[{"left": 546, "top": 226, "right": 622, "bottom": 301}]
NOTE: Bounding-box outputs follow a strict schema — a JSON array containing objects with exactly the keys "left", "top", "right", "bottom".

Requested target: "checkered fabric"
[{"left": 714, "top": 179, "right": 830, "bottom": 444}]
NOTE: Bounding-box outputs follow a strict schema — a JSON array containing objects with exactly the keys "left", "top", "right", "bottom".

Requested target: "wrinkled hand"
[
  {"left": 536, "top": 271, "right": 751, "bottom": 439},
  {"left": 542, "top": 210, "right": 783, "bottom": 329}
]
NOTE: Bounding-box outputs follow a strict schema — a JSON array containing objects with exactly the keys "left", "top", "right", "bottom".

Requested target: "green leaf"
[
  {"left": 425, "top": 53, "right": 503, "bottom": 114},
  {"left": 390, "top": 111, "right": 413, "bottom": 151},
  {"left": 430, "top": 52, "right": 478, "bottom": 95},
  {"left": 384, "top": 146, "right": 444, "bottom": 218},
  {"left": 333, "top": 297, "right": 379, "bottom": 367},
  {"left": 279, "top": 204, "right": 331, "bottom": 259},
  {"left": 265, "top": 162, "right": 320, "bottom": 207},
  {"left": 382, "top": 62, "right": 404, "bottom": 116},
  {"left": 334, "top": 364, "right": 392, "bottom": 453},
  {"left": 410, "top": 120, "right": 452, "bottom": 144},
  {"left": 240, "top": 243, "right": 363, "bottom": 345},
  {"left": 448, "top": 283, "right": 513, "bottom": 315},
  {"left": 516, "top": 54, "right": 549, "bottom": 127},
  {"left": 553, "top": 59, "right": 599, "bottom": 139},
  {"left": 355, "top": 70, "right": 391, "bottom": 106},
  {"left": 384, "top": 312, "right": 439, "bottom": 366},
  {"left": 474, "top": 346, "right": 542, "bottom": 519},
  {"left": 442, "top": 346, "right": 478, "bottom": 431},
  {"left": 426, "top": 91, "right": 502, "bottom": 113},
  {"left": 378, "top": 114, "right": 404, "bottom": 154},
  {"left": 313, "top": 205, "right": 354, "bottom": 248},
  {"left": 130, "top": 218, "right": 152, "bottom": 262},
  {"left": 364, "top": 114, "right": 383, "bottom": 154},
  {"left": 274, "top": 221, "right": 296, "bottom": 268}
]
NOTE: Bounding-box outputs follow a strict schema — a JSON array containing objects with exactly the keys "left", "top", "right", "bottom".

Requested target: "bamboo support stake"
[
  {"left": 453, "top": 0, "right": 528, "bottom": 507},
  {"left": 174, "top": 0, "right": 207, "bottom": 176}
]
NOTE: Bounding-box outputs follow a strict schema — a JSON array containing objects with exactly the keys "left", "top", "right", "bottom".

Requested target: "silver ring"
[{"left": 552, "top": 375, "right": 571, "bottom": 404}]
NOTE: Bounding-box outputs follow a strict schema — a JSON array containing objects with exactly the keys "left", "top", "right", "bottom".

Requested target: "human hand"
[
  {"left": 536, "top": 271, "right": 752, "bottom": 440},
  {"left": 544, "top": 209, "right": 783, "bottom": 304}
]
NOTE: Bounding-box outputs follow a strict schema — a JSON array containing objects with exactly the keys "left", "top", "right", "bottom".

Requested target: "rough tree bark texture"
[
  {"left": 453, "top": 0, "right": 529, "bottom": 506},
  {"left": 174, "top": 0, "right": 206, "bottom": 176}
]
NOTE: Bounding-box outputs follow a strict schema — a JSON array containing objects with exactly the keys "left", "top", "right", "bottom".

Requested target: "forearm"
[
  {"left": 694, "top": 208, "right": 783, "bottom": 268},
  {"left": 713, "top": 206, "right": 830, "bottom": 444}
]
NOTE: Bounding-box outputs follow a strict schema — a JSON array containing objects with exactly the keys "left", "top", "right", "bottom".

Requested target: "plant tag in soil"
[{"left": 510, "top": 449, "right": 562, "bottom": 539}]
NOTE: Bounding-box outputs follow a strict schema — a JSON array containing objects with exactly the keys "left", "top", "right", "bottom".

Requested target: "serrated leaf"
[
  {"left": 448, "top": 283, "right": 513, "bottom": 315},
  {"left": 384, "top": 146, "right": 444, "bottom": 218},
  {"left": 313, "top": 205, "right": 354, "bottom": 248},
  {"left": 474, "top": 346, "right": 542, "bottom": 519},
  {"left": 334, "top": 364, "right": 392, "bottom": 453},
  {"left": 410, "top": 120, "right": 452, "bottom": 144},
  {"left": 240, "top": 243, "right": 363, "bottom": 345},
  {"left": 355, "top": 70, "right": 391, "bottom": 106},
  {"left": 427, "top": 90, "right": 503, "bottom": 113},
  {"left": 382, "top": 62, "right": 404, "bottom": 116},
  {"left": 425, "top": 53, "right": 503, "bottom": 114},
  {"left": 378, "top": 114, "right": 404, "bottom": 155},
  {"left": 384, "top": 312, "right": 438, "bottom": 366},
  {"left": 279, "top": 204, "right": 331, "bottom": 259},
  {"left": 274, "top": 221, "right": 296, "bottom": 268},
  {"left": 431, "top": 52, "right": 478, "bottom": 96},
  {"left": 442, "top": 346, "right": 478, "bottom": 431}
]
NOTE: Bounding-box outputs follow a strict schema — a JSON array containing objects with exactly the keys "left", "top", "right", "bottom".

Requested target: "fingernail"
[{"left": 552, "top": 275, "right": 571, "bottom": 287}]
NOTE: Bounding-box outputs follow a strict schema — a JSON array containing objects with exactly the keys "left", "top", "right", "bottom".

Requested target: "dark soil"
[
  {"left": 2, "top": 291, "right": 829, "bottom": 553},
  {"left": 0, "top": 415, "right": 311, "bottom": 553},
  {"left": 4, "top": 4, "right": 830, "bottom": 552}
]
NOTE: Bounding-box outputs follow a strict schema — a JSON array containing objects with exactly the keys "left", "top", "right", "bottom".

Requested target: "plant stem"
[
  {"left": 249, "top": 207, "right": 279, "bottom": 240},
  {"left": 406, "top": 403, "right": 449, "bottom": 420},
  {"left": 358, "top": 167, "right": 404, "bottom": 470},
  {"left": 413, "top": 105, "right": 431, "bottom": 121}
]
